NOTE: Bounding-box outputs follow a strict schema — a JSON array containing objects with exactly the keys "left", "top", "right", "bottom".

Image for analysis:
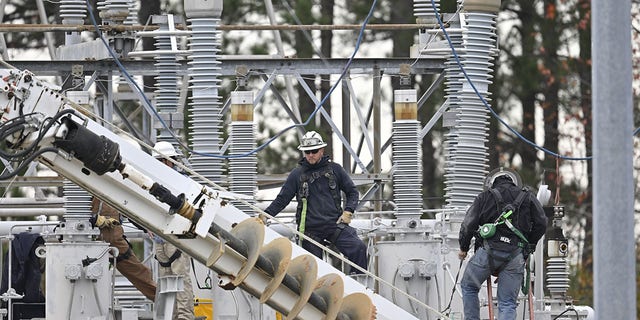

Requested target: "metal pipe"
[
  {"left": 0, "top": 209, "right": 65, "bottom": 217},
  {"left": 0, "top": 23, "right": 439, "bottom": 32},
  {"left": 0, "top": 0, "right": 8, "bottom": 60},
  {"left": 373, "top": 67, "right": 382, "bottom": 211},
  {"left": 35, "top": 0, "right": 56, "bottom": 59},
  {"left": 592, "top": 0, "right": 635, "bottom": 318},
  {"left": 341, "top": 76, "right": 351, "bottom": 168},
  {"left": 264, "top": 0, "right": 300, "bottom": 123}
]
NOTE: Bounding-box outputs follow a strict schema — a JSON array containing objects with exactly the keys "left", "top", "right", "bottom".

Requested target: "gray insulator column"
[
  {"left": 125, "top": 0, "right": 138, "bottom": 26},
  {"left": 443, "top": 0, "right": 498, "bottom": 210},
  {"left": 153, "top": 15, "right": 182, "bottom": 144},
  {"left": 184, "top": 1, "right": 224, "bottom": 184},
  {"left": 97, "top": 0, "right": 130, "bottom": 25},
  {"left": 62, "top": 180, "right": 96, "bottom": 241},
  {"left": 229, "top": 91, "right": 257, "bottom": 214},
  {"left": 59, "top": 0, "right": 86, "bottom": 44},
  {"left": 413, "top": 0, "right": 441, "bottom": 55},
  {"left": 392, "top": 90, "right": 423, "bottom": 223},
  {"left": 117, "top": 0, "right": 138, "bottom": 89},
  {"left": 546, "top": 257, "right": 569, "bottom": 298}
]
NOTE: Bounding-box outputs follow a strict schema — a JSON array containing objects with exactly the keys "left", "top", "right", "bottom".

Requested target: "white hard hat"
[
  {"left": 297, "top": 131, "right": 327, "bottom": 151},
  {"left": 152, "top": 141, "right": 180, "bottom": 158},
  {"left": 484, "top": 167, "right": 522, "bottom": 190}
]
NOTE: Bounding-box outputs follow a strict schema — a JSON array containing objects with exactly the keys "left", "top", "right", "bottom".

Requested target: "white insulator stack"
[
  {"left": 154, "top": 17, "right": 181, "bottom": 144},
  {"left": 413, "top": 0, "right": 441, "bottom": 56},
  {"left": 97, "top": 0, "right": 130, "bottom": 25},
  {"left": 62, "top": 180, "right": 95, "bottom": 241},
  {"left": 546, "top": 257, "right": 570, "bottom": 298},
  {"left": 59, "top": 0, "right": 86, "bottom": 44},
  {"left": 413, "top": 0, "right": 439, "bottom": 17},
  {"left": 125, "top": 0, "right": 138, "bottom": 26},
  {"left": 229, "top": 91, "right": 257, "bottom": 214},
  {"left": 115, "top": 0, "right": 138, "bottom": 89},
  {"left": 185, "top": 2, "right": 224, "bottom": 184},
  {"left": 392, "top": 90, "right": 423, "bottom": 222},
  {"left": 444, "top": 1, "right": 498, "bottom": 210}
]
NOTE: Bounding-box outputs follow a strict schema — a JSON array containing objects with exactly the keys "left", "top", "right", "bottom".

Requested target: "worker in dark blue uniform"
[
  {"left": 458, "top": 173, "right": 548, "bottom": 320},
  {"left": 264, "top": 131, "right": 367, "bottom": 274}
]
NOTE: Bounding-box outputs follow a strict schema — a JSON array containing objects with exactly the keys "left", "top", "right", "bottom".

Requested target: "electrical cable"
[
  {"left": 0, "top": 109, "right": 75, "bottom": 163},
  {"left": 229, "top": 290, "right": 240, "bottom": 320},
  {"left": 0, "top": 110, "right": 73, "bottom": 182},
  {"left": 67, "top": 281, "right": 77, "bottom": 319},
  {"left": 429, "top": 0, "right": 592, "bottom": 161},
  {"left": 552, "top": 307, "right": 580, "bottom": 320},
  {"left": 189, "top": 257, "right": 212, "bottom": 290},
  {"left": 434, "top": 275, "right": 442, "bottom": 313},
  {"left": 0, "top": 147, "right": 58, "bottom": 180},
  {"left": 85, "top": 0, "right": 379, "bottom": 160},
  {"left": 440, "top": 259, "right": 463, "bottom": 316}
]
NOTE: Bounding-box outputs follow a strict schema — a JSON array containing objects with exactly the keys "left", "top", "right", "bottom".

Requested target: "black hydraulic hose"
[
  {"left": 208, "top": 223, "right": 331, "bottom": 315},
  {"left": 0, "top": 147, "right": 58, "bottom": 180},
  {"left": 0, "top": 123, "right": 26, "bottom": 141},
  {"left": 0, "top": 109, "right": 76, "bottom": 160},
  {"left": 552, "top": 307, "right": 580, "bottom": 320}
]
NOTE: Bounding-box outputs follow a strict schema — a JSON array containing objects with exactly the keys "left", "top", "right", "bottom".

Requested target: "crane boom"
[{"left": 0, "top": 68, "right": 419, "bottom": 320}]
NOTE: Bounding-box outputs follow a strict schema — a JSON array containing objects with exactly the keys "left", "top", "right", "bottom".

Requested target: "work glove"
[
  {"left": 90, "top": 215, "right": 120, "bottom": 229},
  {"left": 458, "top": 250, "right": 468, "bottom": 261},
  {"left": 336, "top": 211, "right": 353, "bottom": 224},
  {"left": 258, "top": 212, "right": 269, "bottom": 225}
]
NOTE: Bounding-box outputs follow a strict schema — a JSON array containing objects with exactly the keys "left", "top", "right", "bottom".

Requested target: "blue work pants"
[
  {"left": 302, "top": 225, "right": 368, "bottom": 274},
  {"left": 460, "top": 246, "right": 524, "bottom": 320}
]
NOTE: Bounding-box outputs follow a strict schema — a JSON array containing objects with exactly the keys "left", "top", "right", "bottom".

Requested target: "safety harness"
[
  {"left": 298, "top": 164, "right": 343, "bottom": 246},
  {"left": 481, "top": 188, "right": 530, "bottom": 277},
  {"left": 155, "top": 249, "right": 182, "bottom": 268}
]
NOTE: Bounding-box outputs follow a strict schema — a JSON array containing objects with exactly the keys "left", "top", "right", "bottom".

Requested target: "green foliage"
[
  {"left": 568, "top": 262, "right": 593, "bottom": 308},
  {"left": 2, "top": 1, "right": 57, "bottom": 50}
]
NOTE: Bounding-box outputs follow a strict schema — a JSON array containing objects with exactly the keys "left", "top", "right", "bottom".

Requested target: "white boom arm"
[{"left": 0, "top": 68, "right": 419, "bottom": 320}]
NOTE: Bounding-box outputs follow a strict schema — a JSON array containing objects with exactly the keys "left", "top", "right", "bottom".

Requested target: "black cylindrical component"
[
  {"left": 53, "top": 117, "right": 121, "bottom": 175},
  {"left": 149, "top": 183, "right": 184, "bottom": 211}
]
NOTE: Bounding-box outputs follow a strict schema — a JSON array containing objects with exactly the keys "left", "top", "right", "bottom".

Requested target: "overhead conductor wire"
[
  {"left": 429, "top": 0, "right": 592, "bottom": 161},
  {"left": 84, "top": 0, "right": 378, "bottom": 159}
]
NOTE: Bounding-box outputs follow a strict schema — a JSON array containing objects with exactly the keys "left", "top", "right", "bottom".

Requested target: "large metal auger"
[{"left": 206, "top": 217, "right": 377, "bottom": 320}]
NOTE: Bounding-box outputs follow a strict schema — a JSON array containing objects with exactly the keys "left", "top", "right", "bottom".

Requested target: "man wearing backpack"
[
  {"left": 458, "top": 173, "right": 548, "bottom": 320},
  {"left": 264, "top": 131, "right": 367, "bottom": 274}
]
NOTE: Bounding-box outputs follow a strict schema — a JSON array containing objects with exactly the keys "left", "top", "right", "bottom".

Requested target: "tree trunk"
[
  {"left": 577, "top": 0, "right": 593, "bottom": 278},
  {"left": 541, "top": 0, "right": 560, "bottom": 188},
  {"left": 516, "top": 0, "right": 540, "bottom": 176},
  {"left": 318, "top": 0, "right": 335, "bottom": 155},
  {"left": 139, "top": 0, "right": 161, "bottom": 88}
]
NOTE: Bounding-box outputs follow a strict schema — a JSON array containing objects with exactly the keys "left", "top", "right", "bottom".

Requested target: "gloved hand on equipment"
[
  {"left": 90, "top": 215, "right": 120, "bottom": 229},
  {"left": 258, "top": 212, "right": 269, "bottom": 225},
  {"left": 336, "top": 211, "right": 353, "bottom": 224}
]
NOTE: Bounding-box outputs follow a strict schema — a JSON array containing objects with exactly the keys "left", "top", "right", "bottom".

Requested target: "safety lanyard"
[{"left": 298, "top": 198, "right": 308, "bottom": 246}]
